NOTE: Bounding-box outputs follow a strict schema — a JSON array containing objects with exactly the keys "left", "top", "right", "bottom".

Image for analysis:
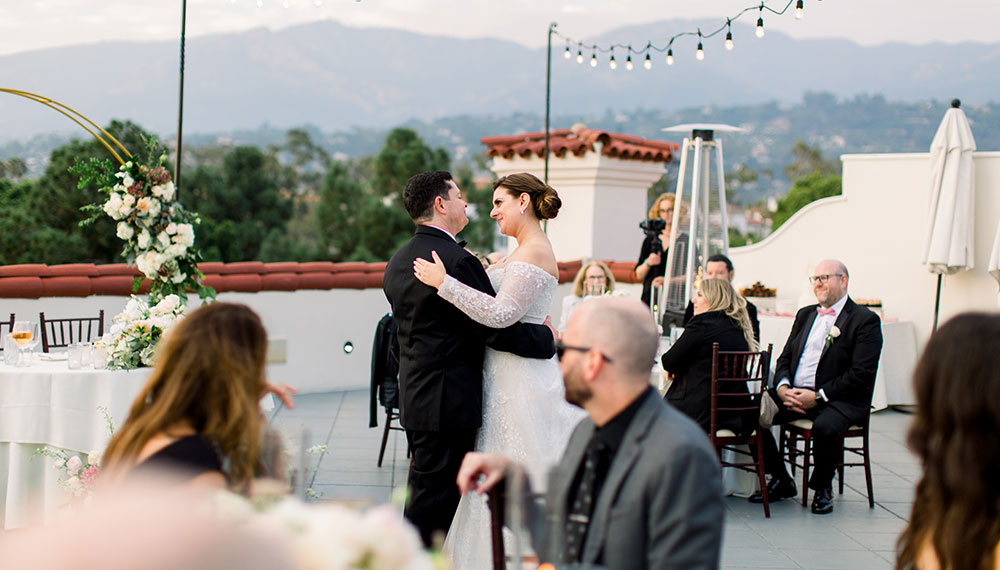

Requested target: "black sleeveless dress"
[{"left": 132, "top": 434, "right": 224, "bottom": 481}]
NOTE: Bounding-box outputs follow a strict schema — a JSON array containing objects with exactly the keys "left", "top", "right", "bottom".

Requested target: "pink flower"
[{"left": 81, "top": 465, "right": 99, "bottom": 488}]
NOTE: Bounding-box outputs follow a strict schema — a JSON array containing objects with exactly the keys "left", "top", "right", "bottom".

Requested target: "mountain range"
[{"left": 2, "top": 18, "right": 999, "bottom": 142}]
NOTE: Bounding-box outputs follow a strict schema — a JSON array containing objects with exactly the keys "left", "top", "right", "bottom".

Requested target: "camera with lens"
[{"left": 639, "top": 217, "right": 667, "bottom": 254}]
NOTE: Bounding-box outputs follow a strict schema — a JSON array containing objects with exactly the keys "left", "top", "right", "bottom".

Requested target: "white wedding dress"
[{"left": 437, "top": 261, "right": 586, "bottom": 569}]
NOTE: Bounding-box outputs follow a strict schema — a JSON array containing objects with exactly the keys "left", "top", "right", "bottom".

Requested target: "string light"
[
  {"left": 552, "top": 0, "right": 799, "bottom": 72},
  {"left": 283, "top": 0, "right": 290, "bottom": 7}
]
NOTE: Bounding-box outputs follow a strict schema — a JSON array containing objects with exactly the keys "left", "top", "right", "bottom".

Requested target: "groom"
[{"left": 382, "top": 170, "right": 557, "bottom": 546}]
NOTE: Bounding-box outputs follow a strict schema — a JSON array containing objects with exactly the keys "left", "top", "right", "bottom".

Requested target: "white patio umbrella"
[
  {"left": 923, "top": 99, "right": 976, "bottom": 330},
  {"left": 988, "top": 221, "right": 1000, "bottom": 303}
]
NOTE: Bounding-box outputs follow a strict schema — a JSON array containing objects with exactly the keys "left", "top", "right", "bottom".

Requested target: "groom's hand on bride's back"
[
  {"left": 456, "top": 452, "right": 512, "bottom": 495},
  {"left": 543, "top": 315, "right": 560, "bottom": 343}
]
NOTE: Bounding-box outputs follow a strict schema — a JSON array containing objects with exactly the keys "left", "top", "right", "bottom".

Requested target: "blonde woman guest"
[
  {"left": 896, "top": 313, "right": 1000, "bottom": 570},
  {"left": 558, "top": 259, "right": 616, "bottom": 331},
  {"left": 101, "top": 303, "right": 271, "bottom": 494},
  {"left": 661, "top": 279, "right": 758, "bottom": 436}
]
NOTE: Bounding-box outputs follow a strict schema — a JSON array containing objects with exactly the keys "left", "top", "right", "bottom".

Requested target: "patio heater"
[{"left": 656, "top": 123, "right": 743, "bottom": 328}]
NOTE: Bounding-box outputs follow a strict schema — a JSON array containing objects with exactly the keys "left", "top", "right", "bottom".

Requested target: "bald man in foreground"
[{"left": 457, "top": 296, "right": 723, "bottom": 570}]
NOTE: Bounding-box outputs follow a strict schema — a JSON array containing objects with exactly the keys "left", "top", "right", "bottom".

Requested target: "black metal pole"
[
  {"left": 932, "top": 273, "right": 942, "bottom": 332},
  {"left": 544, "top": 22, "right": 556, "bottom": 184},
  {"left": 175, "top": 0, "right": 187, "bottom": 192}
]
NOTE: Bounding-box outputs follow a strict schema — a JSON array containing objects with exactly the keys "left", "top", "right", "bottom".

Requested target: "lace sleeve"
[{"left": 438, "top": 262, "right": 553, "bottom": 328}]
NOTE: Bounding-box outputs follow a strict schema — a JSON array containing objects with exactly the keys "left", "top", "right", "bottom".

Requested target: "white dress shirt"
[{"left": 779, "top": 294, "right": 848, "bottom": 401}]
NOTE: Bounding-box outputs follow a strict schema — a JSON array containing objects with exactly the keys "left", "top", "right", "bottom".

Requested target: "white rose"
[
  {"left": 52, "top": 458, "right": 66, "bottom": 470},
  {"left": 104, "top": 193, "right": 124, "bottom": 220},
  {"left": 830, "top": 325, "right": 841, "bottom": 338},
  {"left": 165, "top": 222, "right": 178, "bottom": 234},
  {"left": 164, "top": 243, "right": 187, "bottom": 260},
  {"left": 152, "top": 295, "right": 180, "bottom": 316},
  {"left": 152, "top": 182, "right": 175, "bottom": 202},
  {"left": 87, "top": 451, "right": 101, "bottom": 467},
  {"left": 171, "top": 269, "right": 187, "bottom": 284},
  {"left": 137, "top": 229, "right": 151, "bottom": 249},
  {"left": 157, "top": 231, "right": 171, "bottom": 248},
  {"left": 136, "top": 251, "right": 164, "bottom": 278},
  {"left": 122, "top": 175, "right": 135, "bottom": 188},
  {"left": 135, "top": 197, "right": 161, "bottom": 218},
  {"left": 116, "top": 222, "right": 134, "bottom": 240},
  {"left": 175, "top": 224, "right": 195, "bottom": 247},
  {"left": 65, "top": 456, "right": 83, "bottom": 475}
]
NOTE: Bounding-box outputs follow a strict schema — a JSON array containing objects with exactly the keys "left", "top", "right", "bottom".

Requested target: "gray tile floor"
[{"left": 270, "top": 390, "right": 917, "bottom": 570}]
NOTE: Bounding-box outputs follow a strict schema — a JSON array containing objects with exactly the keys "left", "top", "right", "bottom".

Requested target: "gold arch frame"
[{"left": 0, "top": 88, "right": 132, "bottom": 165}]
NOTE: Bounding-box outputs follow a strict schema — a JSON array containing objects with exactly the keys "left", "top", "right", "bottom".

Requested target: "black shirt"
[{"left": 567, "top": 386, "right": 655, "bottom": 561}]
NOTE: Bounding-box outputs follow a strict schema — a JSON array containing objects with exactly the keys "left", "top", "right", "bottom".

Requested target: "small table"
[{"left": 0, "top": 359, "right": 151, "bottom": 528}]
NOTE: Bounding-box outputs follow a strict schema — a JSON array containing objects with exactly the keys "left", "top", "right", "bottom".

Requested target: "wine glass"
[{"left": 11, "top": 321, "right": 39, "bottom": 367}]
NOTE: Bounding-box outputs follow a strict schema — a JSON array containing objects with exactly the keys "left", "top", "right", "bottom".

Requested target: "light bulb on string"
[
  {"left": 590, "top": 52, "right": 597, "bottom": 67},
  {"left": 626, "top": 54, "right": 633, "bottom": 71},
  {"left": 756, "top": 6, "right": 765, "bottom": 38},
  {"left": 644, "top": 53, "right": 652, "bottom": 70},
  {"left": 576, "top": 50, "right": 584, "bottom": 64},
  {"left": 564, "top": 45, "right": 572, "bottom": 59},
  {"left": 609, "top": 54, "right": 617, "bottom": 70},
  {"left": 725, "top": 21, "right": 734, "bottom": 51},
  {"left": 255, "top": 0, "right": 263, "bottom": 7},
  {"left": 696, "top": 41, "right": 704, "bottom": 60},
  {"left": 666, "top": 48, "right": 674, "bottom": 66},
  {"left": 314, "top": 0, "right": 322, "bottom": 5},
  {"left": 795, "top": 0, "right": 804, "bottom": 19},
  {"left": 282, "top": 0, "right": 289, "bottom": 7}
]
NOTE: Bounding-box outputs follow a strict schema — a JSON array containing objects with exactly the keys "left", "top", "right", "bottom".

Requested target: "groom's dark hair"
[{"left": 403, "top": 170, "right": 454, "bottom": 221}]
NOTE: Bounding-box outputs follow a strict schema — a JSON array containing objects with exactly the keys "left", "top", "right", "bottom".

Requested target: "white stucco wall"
[{"left": 728, "top": 151, "right": 1000, "bottom": 351}]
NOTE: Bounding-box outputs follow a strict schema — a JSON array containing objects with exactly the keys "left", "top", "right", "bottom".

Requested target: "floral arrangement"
[
  {"left": 32, "top": 407, "right": 114, "bottom": 502},
  {"left": 102, "top": 294, "right": 185, "bottom": 370},
  {"left": 74, "top": 140, "right": 214, "bottom": 304},
  {"left": 213, "top": 491, "right": 442, "bottom": 570},
  {"left": 740, "top": 281, "right": 777, "bottom": 297}
]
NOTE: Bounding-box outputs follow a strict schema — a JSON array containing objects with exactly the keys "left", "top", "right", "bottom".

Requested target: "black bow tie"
[{"left": 457, "top": 240, "right": 468, "bottom": 248}]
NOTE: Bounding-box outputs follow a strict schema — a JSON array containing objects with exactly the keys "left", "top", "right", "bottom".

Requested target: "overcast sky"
[{"left": 0, "top": 0, "right": 996, "bottom": 57}]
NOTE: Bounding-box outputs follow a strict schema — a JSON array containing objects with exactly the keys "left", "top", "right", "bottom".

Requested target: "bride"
[{"left": 413, "top": 172, "right": 585, "bottom": 568}]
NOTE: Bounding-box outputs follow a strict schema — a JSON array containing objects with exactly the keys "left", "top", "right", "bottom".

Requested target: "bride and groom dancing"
[{"left": 383, "top": 170, "right": 584, "bottom": 566}]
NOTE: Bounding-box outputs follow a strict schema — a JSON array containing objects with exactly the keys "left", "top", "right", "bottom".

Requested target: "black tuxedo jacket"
[
  {"left": 773, "top": 297, "right": 883, "bottom": 425},
  {"left": 383, "top": 225, "right": 555, "bottom": 431}
]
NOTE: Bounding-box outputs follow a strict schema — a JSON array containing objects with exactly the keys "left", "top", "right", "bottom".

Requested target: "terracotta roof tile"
[
  {"left": 482, "top": 127, "right": 678, "bottom": 163},
  {"left": 0, "top": 258, "right": 640, "bottom": 298}
]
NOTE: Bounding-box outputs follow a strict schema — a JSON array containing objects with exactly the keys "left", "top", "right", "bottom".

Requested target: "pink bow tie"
[{"left": 817, "top": 307, "right": 835, "bottom": 316}]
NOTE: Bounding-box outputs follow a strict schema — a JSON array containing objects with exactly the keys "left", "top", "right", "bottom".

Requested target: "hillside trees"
[{"left": 771, "top": 141, "right": 842, "bottom": 230}]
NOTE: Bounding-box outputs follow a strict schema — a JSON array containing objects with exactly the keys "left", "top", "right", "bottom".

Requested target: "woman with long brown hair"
[
  {"left": 896, "top": 313, "right": 1000, "bottom": 570},
  {"left": 101, "top": 302, "right": 269, "bottom": 493},
  {"left": 661, "top": 278, "right": 758, "bottom": 436}
]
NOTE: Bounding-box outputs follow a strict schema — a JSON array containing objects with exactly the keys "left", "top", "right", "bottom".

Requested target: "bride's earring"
[{"left": 520, "top": 208, "right": 525, "bottom": 215}]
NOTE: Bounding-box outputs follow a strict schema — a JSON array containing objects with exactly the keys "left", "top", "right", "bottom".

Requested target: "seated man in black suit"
[
  {"left": 682, "top": 254, "right": 760, "bottom": 341},
  {"left": 750, "top": 259, "right": 883, "bottom": 514}
]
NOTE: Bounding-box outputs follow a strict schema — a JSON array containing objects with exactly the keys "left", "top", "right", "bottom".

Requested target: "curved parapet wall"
[{"left": 0, "top": 260, "right": 641, "bottom": 299}]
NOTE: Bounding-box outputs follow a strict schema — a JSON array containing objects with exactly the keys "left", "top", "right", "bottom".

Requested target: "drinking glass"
[
  {"left": 11, "top": 321, "right": 39, "bottom": 367},
  {"left": 68, "top": 343, "right": 84, "bottom": 370},
  {"left": 3, "top": 333, "right": 18, "bottom": 365}
]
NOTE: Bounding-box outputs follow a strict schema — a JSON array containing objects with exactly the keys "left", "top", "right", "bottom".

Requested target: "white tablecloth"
[
  {"left": 757, "top": 316, "right": 918, "bottom": 410},
  {"left": 0, "top": 360, "right": 151, "bottom": 528}
]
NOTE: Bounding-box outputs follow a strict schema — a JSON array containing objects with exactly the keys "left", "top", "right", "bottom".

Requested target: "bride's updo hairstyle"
[{"left": 493, "top": 172, "right": 561, "bottom": 220}]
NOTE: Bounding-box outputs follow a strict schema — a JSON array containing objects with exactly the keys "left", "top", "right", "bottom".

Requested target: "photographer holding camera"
[{"left": 635, "top": 193, "right": 677, "bottom": 306}]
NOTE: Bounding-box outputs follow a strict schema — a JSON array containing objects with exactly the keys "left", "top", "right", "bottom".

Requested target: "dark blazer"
[
  {"left": 661, "top": 310, "right": 752, "bottom": 435},
  {"left": 773, "top": 296, "right": 883, "bottom": 425},
  {"left": 369, "top": 313, "right": 399, "bottom": 428},
  {"left": 382, "top": 225, "right": 555, "bottom": 431},
  {"left": 683, "top": 298, "right": 760, "bottom": 342},
  {"left": 541, "top": 393, "right": 724, "bottom": 569}
]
